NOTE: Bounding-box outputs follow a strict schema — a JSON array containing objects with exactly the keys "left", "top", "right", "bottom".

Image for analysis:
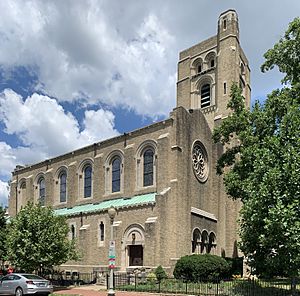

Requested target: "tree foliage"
[
  {"left": 213, "top": 18, "right": 300, "bottom": 277},
  {"left": 7, "top": 203, "right": 78, "bottom": 273},
  {"left": 155, "top": 265, "right": 167, "bottom": 281},
  {"left": 0, "top": 206, "right": 7, "bottom": 265},
  {"left": 173, "top": 254, "right": 230, "bottom": 281}
]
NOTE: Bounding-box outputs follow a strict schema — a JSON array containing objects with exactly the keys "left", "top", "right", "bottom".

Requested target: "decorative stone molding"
[{"left": 191, "top": 207, "right": 217, "bottom": 222}]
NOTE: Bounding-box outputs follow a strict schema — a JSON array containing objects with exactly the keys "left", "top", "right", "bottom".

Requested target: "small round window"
[{"left": 192, "top": 141, "right": 209, "bottom": 182}]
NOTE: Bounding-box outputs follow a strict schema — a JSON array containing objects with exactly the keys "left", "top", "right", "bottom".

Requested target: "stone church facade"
[{"left": 8, "top": 10, "right": 250, "bottom": 274}]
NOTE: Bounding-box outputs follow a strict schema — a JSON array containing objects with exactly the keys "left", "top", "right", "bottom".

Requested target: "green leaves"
[
  {"left": 173, "top": 254, "right": 230, "bottom": 281},
  {"left": 7, "top": 203, "right": 79, "bottom": 273},
  {"left": 213, "top": 18, "right": 300, "bottom": 277},
  {"left": 261, "top": 17, "right": 300, "bottom": 86}
]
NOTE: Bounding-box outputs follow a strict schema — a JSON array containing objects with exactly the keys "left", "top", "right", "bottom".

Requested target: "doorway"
[{"left": 128, "top": 245, "right": 143, "bottom": 266}]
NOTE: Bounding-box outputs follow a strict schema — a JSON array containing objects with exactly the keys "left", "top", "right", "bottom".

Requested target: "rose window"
[{"left": 192, "top": 142, "right": 208, "bottom": 182}]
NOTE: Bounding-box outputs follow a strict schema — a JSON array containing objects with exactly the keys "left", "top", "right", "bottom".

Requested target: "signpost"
[{"left": 108, "top": 240, "right": 116, "bottom": 269}]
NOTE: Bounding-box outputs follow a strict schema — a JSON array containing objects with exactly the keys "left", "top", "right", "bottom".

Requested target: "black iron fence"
[
  {"left": 109, "top": 274, "right": 300, "bottom": 296},
  {"left": 43, "top": 272, "right": 96, "bottom": 286}
]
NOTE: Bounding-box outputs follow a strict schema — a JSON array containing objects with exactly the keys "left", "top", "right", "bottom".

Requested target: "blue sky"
[{"left": 0, "top": 0, "right": 299, "bottom": 206}]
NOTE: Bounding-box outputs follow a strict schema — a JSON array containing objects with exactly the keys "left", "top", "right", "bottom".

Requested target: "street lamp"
[{"left": 108, "top": 206, "right": 117, "bottom": 296}]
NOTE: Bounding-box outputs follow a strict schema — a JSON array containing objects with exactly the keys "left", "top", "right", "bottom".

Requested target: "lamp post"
[{"left": 108, "top": 206, "right": 117, "bottom": 296}]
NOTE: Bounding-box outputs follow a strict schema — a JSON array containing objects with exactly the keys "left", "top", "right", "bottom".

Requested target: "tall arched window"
[
  {"left": 112, "top": 157, "right": 121, "bottom": 193},
  {"left": 208, "top": 232, "right": 217, "bottom": 254},
  {"left": 71, "top": 224, "right": 76, "bottom": 240},
  {"left": 99, "top": 222, "right": 105, "bottom": 242},
  {"left": 59, "top": 172, "right": 67, "bottom": 203},
  {"left": 192, "top": 229, "right": 201, "bottom": 253},
  {"left": 18, "top": 180, "right": 26, "bottom": 212},
  {"left": 201, "top": 84, "right": 211, "bottom": 108},
  {"left": 84, "top": 165, "right": 92, "bottom": 198},
  {"left": 143, "top": 149, "right": 154, "bottom": 187},
  {"left": 38, "top": 177, "right": 45, "bottom": 206},
  {"left": 201, "top": 230, "right": 208, "bottom": 254}
]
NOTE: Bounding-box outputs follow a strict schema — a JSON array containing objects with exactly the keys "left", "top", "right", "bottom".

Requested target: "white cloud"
[
  {"left": 0, "top": 142, "right": 16, "bottom": 179},
  {"left": 0, "top": 89, "right": 119, "bottom": 176},
  {"left": 0, "top": 0, "right": 176, "bottom": 117},
  {"left": 0, "top": 180, "right": 9, "bottom": 207}
]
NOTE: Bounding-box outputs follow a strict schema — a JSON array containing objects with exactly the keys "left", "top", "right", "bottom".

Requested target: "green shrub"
[
  {"left": 146, "top": 272, "right": 156, "bottom": 283},
  {"left": 155, "top": 265, "right": 167, "bottom": 281},
  {"left": 173, "top": 254, "right": 230, "bottom": 281},
  {"left": 225, "top": 257, "right": 243, "bottom": 276}
]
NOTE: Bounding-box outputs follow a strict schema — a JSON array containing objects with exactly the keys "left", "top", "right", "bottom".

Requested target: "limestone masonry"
[{"left": 9, "top": 9, "right": 250, "bottom": 274}]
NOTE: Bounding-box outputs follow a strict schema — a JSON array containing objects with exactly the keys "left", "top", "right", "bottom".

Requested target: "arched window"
[
  {"left": 20, "top": 181, "right": 26, "bottom": 190},
  {"left": 71, "top": 224, "right": 76, "bottom": 240},
  {"left": 84, "top": 165, "right": 92, "bottom": 198},
  {"left": 143, "top": 149, "right": 154, "bottom": 187},
  {"left": 201, "top": 230, "right": 208, "bottom": 253},
  {"left": 18, "top": 180, "right": 26, "bottom": 212},
  {"left": 99, "top": 222, "right": 105, "bottom": 242},
  {"left": 38, "top": 177, "right": 45, "bottom": 206},
  {"left": 241, "top": 63, "right": 245, "bottom": 75},
  {"left": 201, "top": 84, "right": 211, "bottom": 108},
  {"left": 210, "top": 59, "right": 215, "bottom": 68},
  {"left": 112, "top": 157, "right": 121, "bottom": 193},
  {"left": 197, "top": 64, "right": 202, "bottom": 73},
  {"left": 192, "top": 229, "right": 201, "bottom": 253},
  {"left": 223, "top": 18, "right": 227, "bottom": 30},
  {"left": 208, "top": 232, "right": 217, "bottom": 254},
  {"left": 59, "top": 172, "right": 67, "bottom": 203}
]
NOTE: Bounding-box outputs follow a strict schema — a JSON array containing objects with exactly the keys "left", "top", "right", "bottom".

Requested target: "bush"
[
  {"left": 173, "top": 254, "right": 230, "bottom": 281},
  {"left": 155, "top": 265, "right": 167, "bottom": 281},
  {"left": 225, "top": 257, "right": 243, "bottom": 276},
  {"left": 146, "top": 272, "right": 156, "bottom": 283}
]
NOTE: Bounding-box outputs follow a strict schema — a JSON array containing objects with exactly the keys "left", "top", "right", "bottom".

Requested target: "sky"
[{"left": 0, "top": 0, "right": 299, "bottom": 206}]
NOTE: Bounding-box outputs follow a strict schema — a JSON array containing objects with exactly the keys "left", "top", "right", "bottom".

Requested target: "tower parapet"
[{"left": 176, "top": 9, "right": 250, "bottom": 131}]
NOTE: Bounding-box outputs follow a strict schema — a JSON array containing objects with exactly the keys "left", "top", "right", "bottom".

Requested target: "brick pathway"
[{"left": 54, "top": 285, "right": 153, "bottom": 296}]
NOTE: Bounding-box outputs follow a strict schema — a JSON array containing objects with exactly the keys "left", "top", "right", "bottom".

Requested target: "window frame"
[
  {"left": 69, "top": 222, "right": 76, "bottom": 240},
  {"left": 143, "top": 148, "right": 154, "bottom": 187},
  {"left": 100, "top": 221, "right": 105, "bottom": 241},
  {"left": 83, "top": 165, "right": 92, "bottom": 198},
  {"left": 38, "top": 177, "right": 45, "bottom": 206},
  {"left": 59, "top": 171, "right": 67, "bottom": 203},
  {"left": 111, "top": 156, "right": 121, "bottom": 193},
  {"left": 201, "top": 84, "right": 211, "bottom": 108}
]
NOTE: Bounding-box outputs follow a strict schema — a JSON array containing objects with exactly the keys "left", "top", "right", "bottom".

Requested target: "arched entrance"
[{"left": 121, "top": 224, "right": 145, "bottom": 270}]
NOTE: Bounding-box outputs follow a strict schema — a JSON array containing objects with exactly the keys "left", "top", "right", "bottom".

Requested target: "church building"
[{"left": 8, "top": 10, "right": 250, "bottom": 274}]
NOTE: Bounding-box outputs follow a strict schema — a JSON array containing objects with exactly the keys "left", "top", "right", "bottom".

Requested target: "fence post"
[
  {"left": 252, "top": 278, "right": 255, "bottom": 296},
  {"left": 291, "top": 277, "right": 296, "bottom": 296},
  {"left": 106, "top": 273, "right": 108, "bottom": 289}
]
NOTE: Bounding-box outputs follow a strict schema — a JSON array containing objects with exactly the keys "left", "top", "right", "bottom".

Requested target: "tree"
[
  {"left": 0, "top": 206, "right": 7, "bottom": 268},
  {"left": 213, "top": 18, "right": 300, "bottom": 277},
  {"left": 155, "top": 265, "right": 167, "bottom": 281},
  {"left": 7, "top": 203, "right": 78, "bottom": 273}
]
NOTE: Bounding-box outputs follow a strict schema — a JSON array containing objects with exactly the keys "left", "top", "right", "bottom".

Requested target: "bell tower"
[{"left": 176, "top": 9, "right": 250, "bottom": 130}]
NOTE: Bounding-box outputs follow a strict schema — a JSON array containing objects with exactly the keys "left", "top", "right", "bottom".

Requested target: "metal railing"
[
  {"left": 109, "top": 274, "right": 300, "bottom": 296},
  {"left": 43, "top": 272, "right": 96, "bottom": 286}
]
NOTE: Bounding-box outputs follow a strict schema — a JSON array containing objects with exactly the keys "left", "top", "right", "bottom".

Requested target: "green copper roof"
[{"left": 54, "top": 192, "right": 156, "bottom": 217}]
